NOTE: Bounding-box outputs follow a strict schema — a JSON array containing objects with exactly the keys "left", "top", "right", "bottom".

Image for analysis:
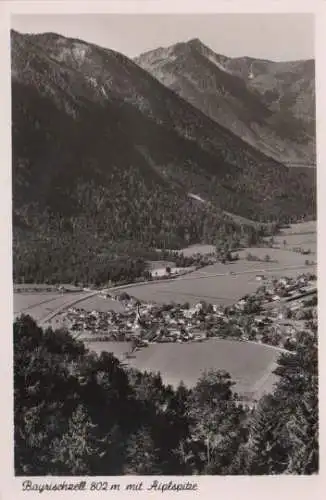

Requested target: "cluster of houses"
[
  {"left": 60, "top": 272, "right": 317, "bottom": 351},
  {"left": 250, "top": 273, "right": 316, "bottom": 303},
  {"left": 64, "top": 299, "right": 215, "bottom": 344},
  {"left": 146, "top": 252, "right": 217, "bottom": 280},
  {"left": 229, "top": 273, "right": 317, "bottom": 348}
]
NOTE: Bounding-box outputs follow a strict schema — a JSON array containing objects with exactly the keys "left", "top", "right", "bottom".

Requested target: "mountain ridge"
[
  {"left": 138, "top": 37, "right": 312, "bottom": 65},
  {"left": 135, "top": 37, "right": 315, "bottom": 166},
  {"left": 11, "top": 30, "right": 316, "bottom": 284}
]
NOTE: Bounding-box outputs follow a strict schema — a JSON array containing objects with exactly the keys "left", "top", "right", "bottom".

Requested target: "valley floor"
[
  {"left": 86, "top": 338, "right": 280, "bottom": 400},
  {"left": 13, "top": 221, "right": 317, "bottom": 401}
]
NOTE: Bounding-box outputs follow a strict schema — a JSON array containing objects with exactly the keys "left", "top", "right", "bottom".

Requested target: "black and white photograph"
[{"left": 5, "top": 2, "right": 320, "bottom": 485}]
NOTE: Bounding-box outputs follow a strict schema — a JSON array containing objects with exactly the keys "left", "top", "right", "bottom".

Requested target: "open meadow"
[
  {"left": 13, "top": 222, "right": 317, "bottom": 317},
  {"left": 279, "top": 221, "right": 316, "bottom": 235},
  {"left": 73, "top": 295, "right": 125, "bottom": 313},
  {"left": 13, "top": 224, "right": 316, "bottom": 405},
  {"left": 236, "top": 247, "right": 316, "bottom": 265},
  {"left": 14, "top": 291, "right": 92, "bottom": 323},
  {"left": 271, "top": 220, "right": 316, "bottom": 254},
  {"left": 85, "top": 338, "right": 280, "bottom": 400},
  {"left": 14, "top": 244, "right": 316, "bottom": 321},
  {"left": 178, "top": 244, "right": 216, "bottom": 257},
  {"left": 274, "top": 230, "right": 316, "bottom": 254},
  {"left": 115, "top": 246, "right": 316, "bottom": 306},
  {"left": 14, "top": 292, "right": 62, "bottom": 314}
]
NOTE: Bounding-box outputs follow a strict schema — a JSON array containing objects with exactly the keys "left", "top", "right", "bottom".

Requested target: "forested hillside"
[
  {"left": 11, "top": 30, "right": 316, "bottom": 285},
  {"left": 14, "top": 315, "right": 318, "bottom": 475}
]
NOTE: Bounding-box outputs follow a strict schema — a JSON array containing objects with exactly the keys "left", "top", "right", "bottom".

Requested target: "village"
[{"left": 58, "top": 271, "right": 317, "bottom": 352}]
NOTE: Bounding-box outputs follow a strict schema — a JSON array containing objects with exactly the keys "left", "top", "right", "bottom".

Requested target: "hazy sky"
[{"left": 11, "top": 13, "right": 314, "bottom": 61}]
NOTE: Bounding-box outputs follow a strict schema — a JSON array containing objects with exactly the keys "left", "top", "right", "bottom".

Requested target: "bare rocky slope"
[{"left": 135, "top": 38, "right": 315, "bottom": 166}]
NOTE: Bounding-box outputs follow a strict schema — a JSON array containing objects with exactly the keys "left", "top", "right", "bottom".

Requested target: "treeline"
[
  {"left": 14, "top": 316, "right": 318, "bottom": 475},
  {"left": 13, "top": 235, "right": 149, "bottom": 287},
  {"left": 13, "top": 194, "right": 269, "bottom": 286}
]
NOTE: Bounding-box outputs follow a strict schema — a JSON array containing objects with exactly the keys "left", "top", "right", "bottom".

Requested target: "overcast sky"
[{"left": 11, "top": 13, "right": 314, "bottom": 61}]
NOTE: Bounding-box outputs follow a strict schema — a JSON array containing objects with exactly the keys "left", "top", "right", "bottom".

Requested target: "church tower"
[{"left": 132, "top": 304, "right": 144, "bottom": 334}]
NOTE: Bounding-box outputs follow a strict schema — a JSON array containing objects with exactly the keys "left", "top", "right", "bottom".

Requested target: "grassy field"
[
  {"left": 13, "top": 222, "right": 317, "bottom": 316},
  {"left": 113, "top": 273, "right": 257, "bottom": 305},
  {"left": 237, "top": 247, "right": 315, "bottom": 265},
  {"left": 13, "top": 258, "right": 316, "bottom": 317},
  {"left": 85, "top": 339, "right": 280, "bottom": 399},
  {"left": 275, "top": 237, "right": 316, "bottom": 255},
  {"left": 14, "top": 291, "right": 91, "bottom": 322},
  {"left": 279, "top": 221, "right": 316, "bottom": 235},
  {"left": 14, "top": 292, "right": 62, "bottom": 313},
  {"left": 115, "top": 247, "right": 316, "bottom": 306},
  {"left": 13, "top": 290, "right": 126, "bottom": 328},
  {"left": 273, "top": 234, "right": 316, "bottom": 255},
  {"left": 147, "top": 260, "right": 175, "bottom": 270},
  {"left": 75, "top": 295, "right": 125, "bottom": 313},
  {"left": 178, "top": 222, "right": 317, "bottom": 258},
  {"left": 178, "top": 244, "right": 215, "bottom": 257},
  {"left": 265, "top": 221, "right": 317, "bottom": 255}
]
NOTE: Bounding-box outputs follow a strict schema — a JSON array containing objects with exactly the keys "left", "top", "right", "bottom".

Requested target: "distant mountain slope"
[
  {"left": 11, "top": 30, "right": 316, "bottom": 283},
  {"left": 224, "top": 55, "right": 315, "bottom": 123},
  {"left": 135, "top": 38, "right": 315, "bottom": 166}
]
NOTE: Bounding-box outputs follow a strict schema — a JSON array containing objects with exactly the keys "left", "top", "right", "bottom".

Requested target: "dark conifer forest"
[
  {"left": 11, "top": 30, "right": 316, "bottom": 285},
  {"left": 14, "top": 316, "right": 318, "bottom": 475}
]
